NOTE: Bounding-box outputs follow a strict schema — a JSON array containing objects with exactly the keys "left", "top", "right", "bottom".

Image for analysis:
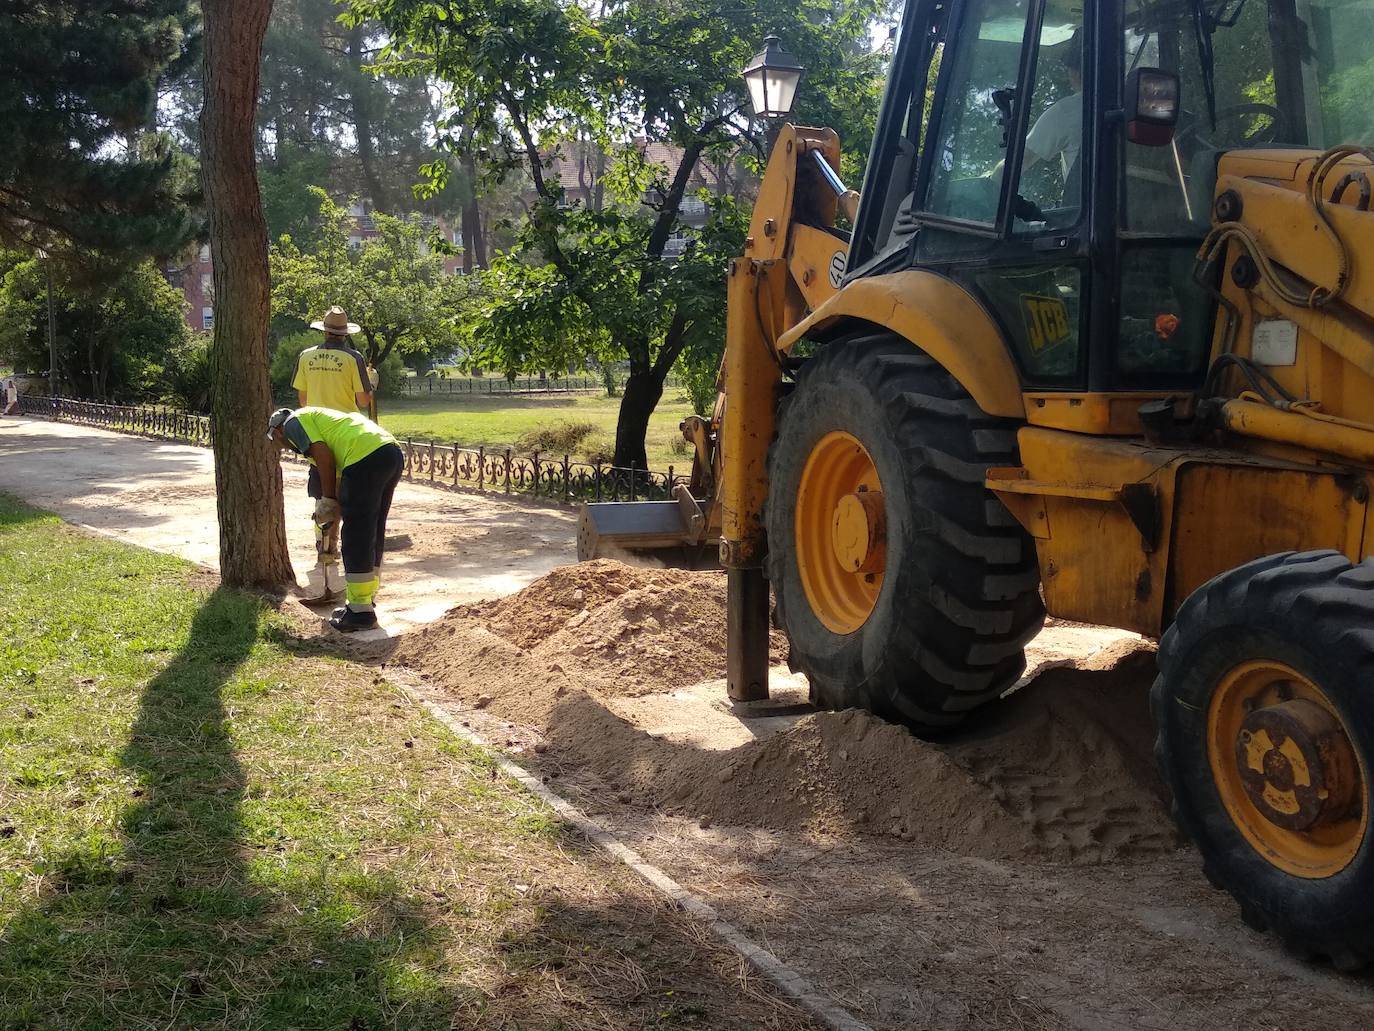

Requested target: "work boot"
[{"left": 329, "top": 607, "right": 378, "bottom": 633}]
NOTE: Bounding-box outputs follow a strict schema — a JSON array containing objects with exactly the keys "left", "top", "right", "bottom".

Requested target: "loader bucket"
[{"left": 577, "top": 489, "right": 719, "bottom": 569}]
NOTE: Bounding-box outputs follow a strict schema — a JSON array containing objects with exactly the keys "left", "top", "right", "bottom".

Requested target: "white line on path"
[{"left": 389, "top": 672, "right": 875, "bottom": 1031}]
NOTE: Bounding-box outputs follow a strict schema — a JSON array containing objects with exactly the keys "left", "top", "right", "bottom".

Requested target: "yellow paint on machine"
[
  {"left": 987, "top": 427, "right": 1371, "bottom": 636},
  {"left": 776, "top": 269, "right": 1026, "bottom": 419},
  {"left": 718, "top": 257, "right": 782, "bottom": 567}
]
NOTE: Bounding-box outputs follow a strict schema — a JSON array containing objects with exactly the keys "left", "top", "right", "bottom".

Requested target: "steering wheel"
[{"left": 1175, "top": 102, "right": 1285, "bottom": 152}]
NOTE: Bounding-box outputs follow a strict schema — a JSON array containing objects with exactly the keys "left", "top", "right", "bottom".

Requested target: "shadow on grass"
[
  {"left": 0, "top": 495, "right": 56, "bottom": 529},
  {"left": 0, "top": 584, "right": 819, "bottom": 1029},
  {"left": 0, "top": 590, "right": 457, "bottom": 1028}
]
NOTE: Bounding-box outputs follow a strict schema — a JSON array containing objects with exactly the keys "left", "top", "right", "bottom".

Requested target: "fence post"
[
  {"left": 629, "top": 461, "right": 637, "bottom": 502},
  {"left": 428, "top": 440, "right": 436, "bottom": 483},
  {"left": 503, "top": 448, "right": 512, "bottom": 493},
  {"left": 477, "top": 446, "right": 485, "bottom": 491},
  {"left": 562, "top": 453, "right": 571, "bottom": 503},
  {"left": 595, "top": 463, "right": 604, "bottom": 502},
  {"left": 532, "top": 450, "right": 540, "bottom": 497},
  {"left": 667, "top": 465, "right": 674, "bottom": 500}
]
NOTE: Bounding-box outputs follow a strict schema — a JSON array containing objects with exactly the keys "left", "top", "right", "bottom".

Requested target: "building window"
[
  {"left": 199, "top": 243, "right": 210, "bottom": 264},
  {"left": 202, "top": 307, "right": 214, "bottom": 330},
  {"left": 662, "top": 231, "right": 689, "bottom": 258},
  {"left": 200, "top": 272, "right": 212, "bottom": 298}
]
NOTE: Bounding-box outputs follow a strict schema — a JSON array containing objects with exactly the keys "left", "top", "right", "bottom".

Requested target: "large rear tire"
[
  {"left": 1153, "top": 551, "right": 1374, "bottom": 969},
  {"left": 766, "top": 334, "right": 1043, "bottom": 731}
]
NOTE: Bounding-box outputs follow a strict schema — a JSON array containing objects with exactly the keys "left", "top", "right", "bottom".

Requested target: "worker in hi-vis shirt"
[
  {"left": 291, "top": 306, "right": 378, "bottom": 570},
  {"left": 268, "top": 406, "right": 403, "bottom": 633},
  {"left": 293, "top": 305, "right": 373, "bottom": 418}
]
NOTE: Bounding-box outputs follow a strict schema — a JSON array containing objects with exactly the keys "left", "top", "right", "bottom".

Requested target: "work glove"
[{"left": 314, "top": 497, "right": 341, "bottom": 526}]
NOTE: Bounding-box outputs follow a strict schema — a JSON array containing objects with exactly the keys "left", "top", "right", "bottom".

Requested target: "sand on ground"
[{"left": 381, "top": 560, "right": 1374, "bottom": 1031}]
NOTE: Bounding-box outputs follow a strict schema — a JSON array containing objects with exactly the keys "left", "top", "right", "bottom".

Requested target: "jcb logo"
[{"left": 1021, "top": 294, "right": 1071, "bottom": 354}]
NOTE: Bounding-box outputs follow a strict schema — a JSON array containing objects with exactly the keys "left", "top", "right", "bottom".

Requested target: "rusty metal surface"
[
  {"left": 726, "top": 567, "right": 772, "bottom": 702},
  {"left": 1237, "top": 698, "right": 1360, "bottom": 832}
]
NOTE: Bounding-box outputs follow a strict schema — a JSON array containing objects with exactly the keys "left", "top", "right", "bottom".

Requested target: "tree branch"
[{"left": 651, "top": 309, "right": 691, "bottom": 380}]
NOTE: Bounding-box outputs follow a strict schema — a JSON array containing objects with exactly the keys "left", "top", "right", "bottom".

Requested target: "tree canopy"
[
  {"left": 355, "top": 0, "right": 889, "bottom": 468},
  {"left": 270, "top": 188, "right": 469, "bottom": 367},
  {"left": 0, "top": 255, "right": 190, "bottom": 400},
  {"left": 0, "top": 1, "right": 199, "bottom": 263}
]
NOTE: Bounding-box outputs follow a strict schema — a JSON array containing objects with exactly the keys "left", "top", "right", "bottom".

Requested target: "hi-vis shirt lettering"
[
  {"left": 292, "top": 342, "right": 369, "bottom": 412},
  {"left": 304, "top": 351, "right": 350, "bottom": 375}
]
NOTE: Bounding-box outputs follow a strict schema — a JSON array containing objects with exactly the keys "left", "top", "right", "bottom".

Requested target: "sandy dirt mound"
[
  {"left": 393, "top": 560, "right": 1177, "bottom": 862},
  {"left": 413, "top": 559, "right": 788, "bottom": 697},
  {"left": 454, "top": 560, "right": 687, "bottom": 648},
  {"left": 681, "top": 708, "right": 1038, "bottom": 855},
  {"left": 952, "top": 647, "right": 1179, "bottom": 861}
]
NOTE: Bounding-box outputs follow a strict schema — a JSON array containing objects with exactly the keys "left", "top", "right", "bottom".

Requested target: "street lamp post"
[
  {"left": 36, "top": 248, "right": 56, "bottom": 397},
  {"left": 741, "top": 35, "right": 805, "bottom": 155}
]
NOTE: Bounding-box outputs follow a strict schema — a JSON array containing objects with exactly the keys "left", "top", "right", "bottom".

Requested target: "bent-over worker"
[{"left": 267, "top": 406, "right": 404, "bottom": 633}]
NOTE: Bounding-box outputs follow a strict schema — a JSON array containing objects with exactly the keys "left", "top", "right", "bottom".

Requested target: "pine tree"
[
  {"left": 0, "top": 1, "right": 198, "bottom": 261},
  {"left": 201, "top": 0, "right": 296, "bottom": 589}
]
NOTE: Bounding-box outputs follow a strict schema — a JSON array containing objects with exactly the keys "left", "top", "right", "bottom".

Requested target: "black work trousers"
[{"left": 339, "top": 443, "right": 404, "bottom": 574}]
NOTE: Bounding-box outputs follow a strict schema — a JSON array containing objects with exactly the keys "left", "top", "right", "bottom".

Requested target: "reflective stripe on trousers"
[{"left": 345, "top": 571, "right": 379, "bottom": 612}]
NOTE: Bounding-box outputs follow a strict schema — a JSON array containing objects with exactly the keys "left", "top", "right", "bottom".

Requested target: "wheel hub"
[
  {"left": 1237, "top": 699, "right": 1359, "bottom": 832},
  {"left": 1208, "top": 659, "right": 1367, "bottom": 878},
  {"left": 795, "top": 431, "right": 885, "bottom": 635},
  {"left": 831, "top": 489, "right": 886, "bottom": 574}
]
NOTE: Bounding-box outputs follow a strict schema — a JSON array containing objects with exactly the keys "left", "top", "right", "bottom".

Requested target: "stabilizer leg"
[{"left": 726, "top": 567, "right": 770, "bottom": 702}]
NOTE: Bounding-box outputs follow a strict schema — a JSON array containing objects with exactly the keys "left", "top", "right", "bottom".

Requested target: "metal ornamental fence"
[
  {"left": 17, "top": 396, "right": 685, "bottom": 505},
  {"left": 18, "top": 395, "right": 214, "bottom": 446}
]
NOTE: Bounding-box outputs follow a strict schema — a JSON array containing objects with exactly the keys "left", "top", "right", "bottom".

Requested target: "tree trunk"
[
  {"left": 201, "top": 0, "right": 294, "bottom": 590},
  {"left": 613, "top": 363, "right": 663, "bottom": 471},
  {"left": 348, "top": 25, "right": 390, "bottom": 213},
  {"left": 359, "top": 329, "right": 380, "bottom": 365},
  {"left": 459, "top": 150, "right": 486, "bottom": 271}
]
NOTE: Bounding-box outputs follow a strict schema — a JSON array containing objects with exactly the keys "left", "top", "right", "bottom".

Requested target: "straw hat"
[{"left": 310, "top": 305, "right": 361, "bottom": 335}]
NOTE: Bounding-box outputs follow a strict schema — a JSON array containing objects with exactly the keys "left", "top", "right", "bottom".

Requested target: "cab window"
[
  {"left": 924, "top": 0, "right": 1035, "bottom": 224},
  {"left": 1012, "top": 17, "right": 1085, "bottom": 230}
]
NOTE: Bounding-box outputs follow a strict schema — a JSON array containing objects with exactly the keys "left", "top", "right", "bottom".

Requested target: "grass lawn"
[
  {"left": 0, "top": 496, "right": 814, "bottom": 1030},
  {"left": 377, "top": 392, "right": 698, "bottom": 472}
]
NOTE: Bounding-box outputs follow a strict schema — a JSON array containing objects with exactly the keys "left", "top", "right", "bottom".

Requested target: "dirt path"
[
  {"left": 386, "top": 561, "right": 1374, "bottom": 1031},
  {"left": 0, "top": 418, "right": 576, "bottom": 632}
]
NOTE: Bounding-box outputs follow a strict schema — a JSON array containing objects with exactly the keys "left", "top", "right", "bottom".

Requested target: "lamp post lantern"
[{"left": 741, "top": 35, "right": 805, "bottom": 152}]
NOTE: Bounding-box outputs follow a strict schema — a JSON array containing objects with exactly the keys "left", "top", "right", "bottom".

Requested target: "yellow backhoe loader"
[{"left": 581, "top": 0, "right": 1374, "bottom": 966}]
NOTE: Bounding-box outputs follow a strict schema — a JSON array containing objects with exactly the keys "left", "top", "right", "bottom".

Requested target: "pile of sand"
[
  {"left": 392, "top": 560, "right": 1177, "bottom": 863},
  {"left": 418, "top": 559, "right": 788, "bottom": 698},
  {"left": 949, "top": 648, "right": 1179, "bottom": 861},
  {"left": 454, "top": 561, "right": 690, "bottom": 649}
]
